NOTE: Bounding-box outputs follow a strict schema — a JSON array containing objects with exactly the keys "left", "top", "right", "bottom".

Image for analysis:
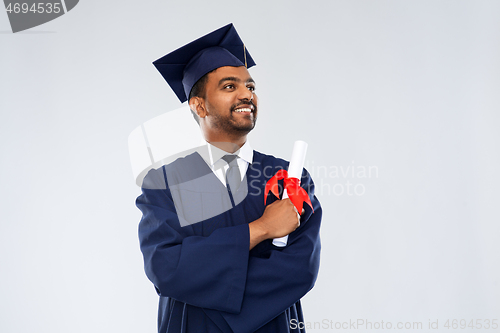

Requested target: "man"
[{"left": 137, "top": 23, "right": 322, "bottom": 333}]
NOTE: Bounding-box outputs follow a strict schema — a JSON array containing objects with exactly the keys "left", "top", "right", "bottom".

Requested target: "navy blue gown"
[{"left": 137, "top": 150, "right": 322, "bottom": 333}]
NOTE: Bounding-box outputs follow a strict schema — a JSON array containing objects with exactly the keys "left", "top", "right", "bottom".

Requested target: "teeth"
[{"left": 235, "top": 108, "right": 252, "bottom": 112}]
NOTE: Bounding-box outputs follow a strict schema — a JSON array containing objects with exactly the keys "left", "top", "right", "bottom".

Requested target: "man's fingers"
[{"left": 293, "top": 206, "right": 301, "bottom": 226}]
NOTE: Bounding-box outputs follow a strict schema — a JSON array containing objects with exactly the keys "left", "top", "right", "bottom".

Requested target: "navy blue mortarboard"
[{"left": 153, "top": 23, "right": 256, "bottom": 103}]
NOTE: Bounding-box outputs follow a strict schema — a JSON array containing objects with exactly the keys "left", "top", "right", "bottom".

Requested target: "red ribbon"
[{"left": 264, "top": 169, "right": 314, "bottom": 213}]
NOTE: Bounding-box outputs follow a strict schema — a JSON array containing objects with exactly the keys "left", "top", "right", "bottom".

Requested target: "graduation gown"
[{"left": 136, "top": 150, "right": 322, "bottom": 333}]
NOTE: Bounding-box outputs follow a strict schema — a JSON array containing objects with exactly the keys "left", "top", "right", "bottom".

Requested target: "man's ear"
[{"left": 189, "top": 96, "right": 208, "bottom": 118}]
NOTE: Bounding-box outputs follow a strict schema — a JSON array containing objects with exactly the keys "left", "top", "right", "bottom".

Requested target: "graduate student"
[{"left": 136, "top": 23, "right": 322, "bottom": 333}]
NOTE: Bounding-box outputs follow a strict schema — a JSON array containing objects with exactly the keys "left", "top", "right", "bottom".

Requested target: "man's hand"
[{"left": 248, "top": 199, "right": 302, "bottom": 250}]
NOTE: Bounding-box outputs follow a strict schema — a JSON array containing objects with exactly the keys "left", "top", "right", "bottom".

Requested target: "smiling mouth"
[{"left": 234, "top": 107, "right": 253, "bottom": 113}]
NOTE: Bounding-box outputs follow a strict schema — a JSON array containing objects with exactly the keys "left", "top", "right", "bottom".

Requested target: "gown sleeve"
[
  {"left": 136, "top": 166, "right": 250, "bottom": 314},
  {"left": 221, "top": 169, "right": 322, "bottom": 333}
]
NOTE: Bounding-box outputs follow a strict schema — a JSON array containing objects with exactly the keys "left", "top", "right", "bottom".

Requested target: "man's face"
[{"left": 202, "top": 66, "right": 258, "bottom": 137}]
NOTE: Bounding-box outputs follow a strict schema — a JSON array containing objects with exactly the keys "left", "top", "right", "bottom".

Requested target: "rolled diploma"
[{"left": 272, "top": 140, "right": 308, "bottom": 247}]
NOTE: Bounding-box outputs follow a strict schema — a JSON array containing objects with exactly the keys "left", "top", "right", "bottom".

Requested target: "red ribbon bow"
[{"left": 264, "top": 169, "right": 314, "bottom": 213}]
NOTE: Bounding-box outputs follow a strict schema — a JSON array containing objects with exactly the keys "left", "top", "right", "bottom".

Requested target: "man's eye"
[
  {"left": 224, "top": 84, "right": 234, "bottom": 89},
  {"left": 247, "top": 86, "right": 256, "bottom": 92}
]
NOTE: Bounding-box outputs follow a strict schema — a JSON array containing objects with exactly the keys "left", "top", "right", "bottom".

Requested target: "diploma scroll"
[{"left": 272, "top": 140, "right": 308, "bottom": 247}]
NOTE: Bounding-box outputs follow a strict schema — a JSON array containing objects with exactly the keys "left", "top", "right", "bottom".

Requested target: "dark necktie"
[{"left": 222, "top": 154, "right": 241, "bottom": 206}]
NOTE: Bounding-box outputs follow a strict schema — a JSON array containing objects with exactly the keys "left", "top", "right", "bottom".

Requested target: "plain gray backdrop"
[{"left": 1, "top": 1, "right": 499, "bottom": 332}]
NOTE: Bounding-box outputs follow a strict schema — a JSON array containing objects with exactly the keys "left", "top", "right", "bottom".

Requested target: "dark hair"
[{"left": 188, "top": 69, "right": 215, "bottom": 125}]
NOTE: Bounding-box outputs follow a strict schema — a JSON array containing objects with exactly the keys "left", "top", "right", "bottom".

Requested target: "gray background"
[{"left": 1, "top": 0, "right": 499, "bottom": 332}]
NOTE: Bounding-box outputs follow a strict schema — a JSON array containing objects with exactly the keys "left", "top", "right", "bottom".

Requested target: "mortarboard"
[{"left": 153, "top": 23, "right": 256, "bottom": 103}]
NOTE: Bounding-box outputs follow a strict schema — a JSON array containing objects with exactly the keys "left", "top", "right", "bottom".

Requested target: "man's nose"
[{"left": 238, "top": 86, "right": 254, "bottom": 101}]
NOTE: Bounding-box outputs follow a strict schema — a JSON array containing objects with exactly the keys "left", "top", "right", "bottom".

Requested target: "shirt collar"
[{"left": 199, "top": 140, "right": 253, "bottom": 167}]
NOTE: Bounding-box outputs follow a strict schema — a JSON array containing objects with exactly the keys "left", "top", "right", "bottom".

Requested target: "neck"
[{"left": 205, "top": 133, "right": 247, "bottom": 153}]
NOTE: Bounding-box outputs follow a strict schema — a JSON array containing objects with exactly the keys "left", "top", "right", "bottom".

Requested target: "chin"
[{"left": 236, "top": 121, "right": 256, "bottom": 133}]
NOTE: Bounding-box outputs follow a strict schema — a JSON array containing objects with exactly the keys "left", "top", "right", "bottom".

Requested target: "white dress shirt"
[{"left": 198, "top": 141, "right": 254, "bottom": 187}]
